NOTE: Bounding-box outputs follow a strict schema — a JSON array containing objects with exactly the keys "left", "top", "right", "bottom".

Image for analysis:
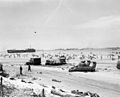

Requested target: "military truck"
[{"left": 26, "top": 58, "right": 41, "bottom": 65}]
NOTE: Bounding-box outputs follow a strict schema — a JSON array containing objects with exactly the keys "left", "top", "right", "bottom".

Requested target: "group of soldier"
[{"left": 20, "top": 64, "right": 31, "bottom": 75}]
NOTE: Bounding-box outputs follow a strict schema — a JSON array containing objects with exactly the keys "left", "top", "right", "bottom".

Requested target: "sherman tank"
[
  {"left": 69, "top": 61, "right": 96, "bottom": 72},
  {"left": 45, "top": 56, "right": 66, "bottom": 65}
]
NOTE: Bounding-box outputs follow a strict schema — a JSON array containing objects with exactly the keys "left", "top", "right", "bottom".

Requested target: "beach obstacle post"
[
  {"left": 0, "top": 77, "right": 3, "bottom": 97},
  {"left": 41, "top": 88, "right": 45, "bottom": 97}
]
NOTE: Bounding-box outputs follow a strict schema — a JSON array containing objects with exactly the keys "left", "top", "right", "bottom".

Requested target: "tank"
[{"left": 69, "top": 61, "right": 96, "bottom": 72}]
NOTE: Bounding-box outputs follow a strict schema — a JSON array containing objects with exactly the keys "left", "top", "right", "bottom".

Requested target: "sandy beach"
[{"left": 0, "top": 50, "right": 120, "bottom": 97}]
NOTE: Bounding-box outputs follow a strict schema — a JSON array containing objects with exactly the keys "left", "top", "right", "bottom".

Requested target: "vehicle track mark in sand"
[{"left": 37, "top": 67, "right": 120, "bottom": 97}]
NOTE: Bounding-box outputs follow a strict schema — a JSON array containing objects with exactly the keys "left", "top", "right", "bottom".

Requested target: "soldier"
[
  {"left": 28, "top": 64, "right": 31, "bottom": 72},
  {"left": 20, "top": 66, "right": 23, "bottom": 75},
  {"left": 0, "top": 64, "right": 3, "bottom": 72}
]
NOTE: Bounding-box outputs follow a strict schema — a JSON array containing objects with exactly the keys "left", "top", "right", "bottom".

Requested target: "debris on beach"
[
  {"left": 0, "top": 83, "right": 16, "bottom": 97},
  {"left": 39, "top": 72, "right": 42, "bottom": 74},
  {"left": 21, "top": 79, "right": 27, "bottom": 83},
  {"left": 28, "top": 81, "right": 33, "bottom": 84},
  {"left": 9, "top": 77, "right": 15, "bottom": 80},
  {"left": 0, "top": 76, "right": 101, "bottom": 97},
  {"left": 71, "top": 90, "right": 100, "bottom": 97},
  {"left": 32, "top": 77, "right": 37, "bottom": 80},
  {"left": 52, "top": 79, "right": 62, "bottom": 83},
  {"left": 51, "top": 87, "right": 101, "bottom": 97}
]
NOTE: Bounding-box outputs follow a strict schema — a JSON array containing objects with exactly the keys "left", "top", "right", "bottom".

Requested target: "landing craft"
[{"left": 7, "top": 48, "right": 36, "bottom": 53}]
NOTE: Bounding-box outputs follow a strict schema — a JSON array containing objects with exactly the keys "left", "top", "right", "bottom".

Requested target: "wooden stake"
[
  {"left": 41, "top": 88, "right": 45, "bottom": 97},
  {"left": 0, "top": 77, "right": 3, "bottom": 97}
]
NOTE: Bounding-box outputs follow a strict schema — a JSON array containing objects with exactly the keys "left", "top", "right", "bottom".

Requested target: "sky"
[{"left": 0, "top": 0, "right": 120, "bottom": 50}]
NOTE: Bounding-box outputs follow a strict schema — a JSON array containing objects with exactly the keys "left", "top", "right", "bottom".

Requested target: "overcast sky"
[{"left": 0, "top": 0, "right": 120, "bottom": 50}]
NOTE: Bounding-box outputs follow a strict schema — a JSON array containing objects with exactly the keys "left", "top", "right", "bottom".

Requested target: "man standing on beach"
[
  {"left": 28, "top": 64, "right": 31, "bottom": 72},
  {"left": 0, "top": 64, "right": 3, "bottom": 72},
  {"left": 20, "top": 66, "right": 23, "bottom": 75}
]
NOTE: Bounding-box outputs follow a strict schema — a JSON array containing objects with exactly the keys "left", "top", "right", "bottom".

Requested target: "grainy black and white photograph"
[{"left": 0, "top": 0, "right": 120, "bottom": 97}]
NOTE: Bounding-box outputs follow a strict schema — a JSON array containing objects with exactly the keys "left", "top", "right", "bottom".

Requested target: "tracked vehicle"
[
  {"left": 69, "top": 61, "right": 96, "bottom": 72},
  {"left": 45, "top": 56, "right": 66, "bottom": 65}
]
